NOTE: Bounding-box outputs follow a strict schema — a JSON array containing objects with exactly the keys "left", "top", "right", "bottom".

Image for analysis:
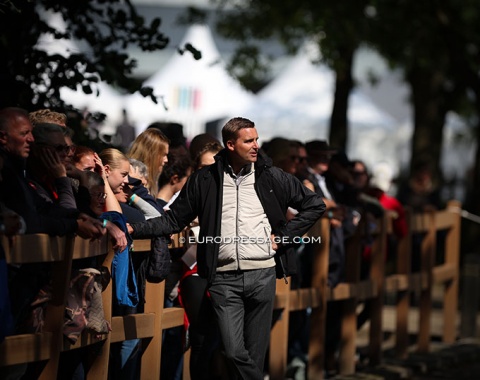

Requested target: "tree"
[
  {"left": 366, "top": 0, "right": 480, "bottom": 254},
  {"left": 204, "top": 0, "right": 372, "bottom": 150},
  {"left": 209, "top": 1, "right": 480, "bottom": 187},
  {"left": 369, "top": 1, "right": 480, "bottom": 187},
  {"left": 368, "top": 1, "right": 454, "bottom": 179},
  {"left": 0, "top": 0, "right": 169, "bottom": 110}
]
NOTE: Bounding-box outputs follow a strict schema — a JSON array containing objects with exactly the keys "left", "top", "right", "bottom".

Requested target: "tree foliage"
[
  {"left": 0, "top": 0, "right": 169, "bottom": 110},
  {"left": 207, "top": 1, "right": 480, "bottom": 181},
  {"left": 367, "top": 1, "right": 478, "bottom": 174},
  {"left": 207, "top": 0, "right": 480, "bottom": 250},
  {"left": 207, "top": 0, "right": 373, "bottom": 149}
]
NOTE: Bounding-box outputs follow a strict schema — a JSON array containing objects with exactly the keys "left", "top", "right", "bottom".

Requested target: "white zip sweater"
[{"left": 217, "top": 165, "right": 276, "bottom": 272}]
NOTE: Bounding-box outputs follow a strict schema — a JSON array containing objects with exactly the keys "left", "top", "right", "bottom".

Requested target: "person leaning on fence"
[
  {"left": 155, "top": 150, "right": 193, "bottom": 380},
  {"left": 26, "top": 123, "right": 78, "bottom": 210},
  {"left": 180, "top": 136, "right": 224, "bottom": 380},
  {"left": 28, "top": 108, "right": 78, "bottom": 183},
  {"left": 355, "top": 162, "right": 408, "bottom": 333},
  {"left": 127, "top": 117, "right": 325, "bottom": 379},
  {"left": 0, "top": 107, "right": 105, "bottom": 379},
  {"left": 396, "top": 159, "right": 444, "bottom": 272},
  {"left": 296, "top": 141, "right": 350, "bottom": 375},
  {"left": 298, "top": 140, "right": 345, "bottom": 287},
  {"left": 127, "top": 127, "right": 170, "bottom": 197},
  {"left": 95, "top": 147, "right": 144, "bottom": 379},
  {"left": 0, "top": 107, "right": 104, "bottom": 239},
  {"left": 29, "top": 108, "right": 75, "bottom": 166},
  {"left": 99, "top": 147, "right": 172, "bottom": 379},
  {"left": 0, "top": 153, "right": 25, "bottom": 343}
]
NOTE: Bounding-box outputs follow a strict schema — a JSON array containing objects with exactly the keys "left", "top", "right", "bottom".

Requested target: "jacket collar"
[
  {"left": 214, "top": 148, "right": 272, "bottom": 173},
  {"left": 0, "top": 147, "right": 27, "bottom": 173}
]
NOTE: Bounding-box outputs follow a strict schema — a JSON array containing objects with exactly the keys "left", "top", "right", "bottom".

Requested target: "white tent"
[
  {"left": 228, "top": 46, "right": 400, "bottom": 170},
  {"left": 124, "top": 24, "right": 255, "bottom": 138}
]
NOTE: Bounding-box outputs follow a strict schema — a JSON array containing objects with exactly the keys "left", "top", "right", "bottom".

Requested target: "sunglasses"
[
  {"left": 290, "top": 156, "right": 307, "bottom": 163},
  {"left": 91, "top": 192, "right": 107, "bottom": 200},
  {"left": 352, "top": 170, "right": 367, "bottom": 177}
]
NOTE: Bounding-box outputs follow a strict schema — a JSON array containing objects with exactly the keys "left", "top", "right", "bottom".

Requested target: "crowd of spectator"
[{"left": 0, "top": 106, "right": 445, "bottom": 379}]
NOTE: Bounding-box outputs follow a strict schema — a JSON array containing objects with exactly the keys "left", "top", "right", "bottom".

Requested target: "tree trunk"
[
  {"left": 408, "top": 66, "right": 447, "bottom": 181},
  {"left": 328, "top": 48, "right": 354, "bottom": 151},
  {"left": 466, "top": 104, "right": 480, "bottom": 215}
]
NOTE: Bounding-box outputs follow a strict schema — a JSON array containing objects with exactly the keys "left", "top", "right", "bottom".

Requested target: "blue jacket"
[{"left": 104, "top": 211, "right": 138, "bottom": 308}]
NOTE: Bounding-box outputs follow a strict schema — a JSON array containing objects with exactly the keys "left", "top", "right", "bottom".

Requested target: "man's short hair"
[
  {"left": 29, "top": 109, "right": 67, "bottom": 127},
  {"left": 0, "top": 107, "right": 29, "bottom": 133},
  {"left": 221, "top": 117, "right": 255, "bottom": 146}
]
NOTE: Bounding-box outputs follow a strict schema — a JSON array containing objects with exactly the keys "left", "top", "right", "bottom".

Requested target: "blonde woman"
[
  {"left": 98, "top": 147, "right": 142, "bottom": 378},
  {"left": 98, "top": 148, "right": 130, "bottom": 213},
  {"left": 127, "top": 128, "right": 169, "bottom": 196}
]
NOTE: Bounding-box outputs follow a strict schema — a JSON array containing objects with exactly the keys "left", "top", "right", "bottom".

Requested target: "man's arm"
[
  {"left": 129, "top": 174, "right": 198, "bottom": 238},
  {"left": 277, "top": 172, "right": 326, "bottom": 241}
]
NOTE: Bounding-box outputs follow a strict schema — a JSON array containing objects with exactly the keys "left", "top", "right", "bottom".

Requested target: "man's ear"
[
  {"left": 170, "top": 174, "right": 179, "bottom": 185},
  {"left": 0, "top": 130, "right": 7, "bottom": 145},
  {"left": 226, "top": 139, "right": 235, "bottom": 152}
]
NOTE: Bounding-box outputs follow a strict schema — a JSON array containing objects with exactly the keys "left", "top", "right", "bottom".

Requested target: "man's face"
[
  {"left": 0, "top": 116, "right": 34, "bottom": 158},
  {"left": 310, "top": 153, "right": 331, "bottom": 175},
  {"left": 226, "top": 127, "right": 259, "bottom": 166},
  {"left": 297, "top": 146, "right": 308, "bottom": 172},
  {"left": 64, "top": 135, "right": 75, "bottom": 164}
]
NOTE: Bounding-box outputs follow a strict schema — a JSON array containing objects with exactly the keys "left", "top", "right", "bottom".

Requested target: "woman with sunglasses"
[{"left": 26, "top": 122, "right": 79, "bottom": 211}]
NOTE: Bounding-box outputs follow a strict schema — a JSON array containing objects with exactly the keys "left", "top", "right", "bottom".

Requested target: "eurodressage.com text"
[{"left": 178, "top": 235, "right": 322, "bottom": 245}]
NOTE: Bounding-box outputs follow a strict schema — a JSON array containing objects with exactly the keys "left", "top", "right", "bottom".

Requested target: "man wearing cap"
[{"left": 128, "top": 117, "right": 325, "bottom": 379}]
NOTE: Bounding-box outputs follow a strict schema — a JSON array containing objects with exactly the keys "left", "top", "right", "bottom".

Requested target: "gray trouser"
[{"left": 208, "top": 266, "right": 276, "bottom": 380}]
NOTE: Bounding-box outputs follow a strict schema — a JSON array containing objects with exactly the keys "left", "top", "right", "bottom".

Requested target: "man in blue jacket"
[{"left": 129, "top": 117, "right": 325, "bottom": 379}]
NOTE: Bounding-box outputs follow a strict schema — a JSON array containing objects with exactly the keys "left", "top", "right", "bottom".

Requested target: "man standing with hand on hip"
[{"left": 128, "top": 117, "right": 325, "bottom": 379}]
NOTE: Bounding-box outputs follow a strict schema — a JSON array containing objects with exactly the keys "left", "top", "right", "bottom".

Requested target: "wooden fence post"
[
  {"left": 394, "top": 208, "right": 412, "bottom": 358},
  {"left": 308, "top": 218, "right": 330, "bottom": 379},
  {"left": 269, "top": 278, "right": 291, "bottom": 380},
  {"left": 338, "top": 217, "right": 363, "bottom": 375},
  {"left": 368, "top": 213, "right": 387, "bottom": 365},
  {"left": 442, "top": 200, "right": 461, "bottom": 343},
  {"left": 460, "top": 253, "right": 480, "bottom": 338}
]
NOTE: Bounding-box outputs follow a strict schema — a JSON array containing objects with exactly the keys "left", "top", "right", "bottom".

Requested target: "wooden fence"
[{"left": 0, "top": 200, "right": 462, "bottom": 379}]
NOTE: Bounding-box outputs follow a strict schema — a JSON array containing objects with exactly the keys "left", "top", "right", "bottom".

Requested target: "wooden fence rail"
[{"left": 0, "top": 200, "right": 462, "bottom": 379}]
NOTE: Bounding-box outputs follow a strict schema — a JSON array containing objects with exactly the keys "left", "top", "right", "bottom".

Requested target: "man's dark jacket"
[
  {"left": 0, "top": 148, "right": 78, "bottom": 235},
  {"left": 131, "top": 149, "right": 325, "bottom": 283}
]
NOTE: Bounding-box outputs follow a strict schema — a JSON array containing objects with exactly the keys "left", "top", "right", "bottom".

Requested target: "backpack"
[{"left": 63, "top": 268, "right": 110, "bottom": 344}]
